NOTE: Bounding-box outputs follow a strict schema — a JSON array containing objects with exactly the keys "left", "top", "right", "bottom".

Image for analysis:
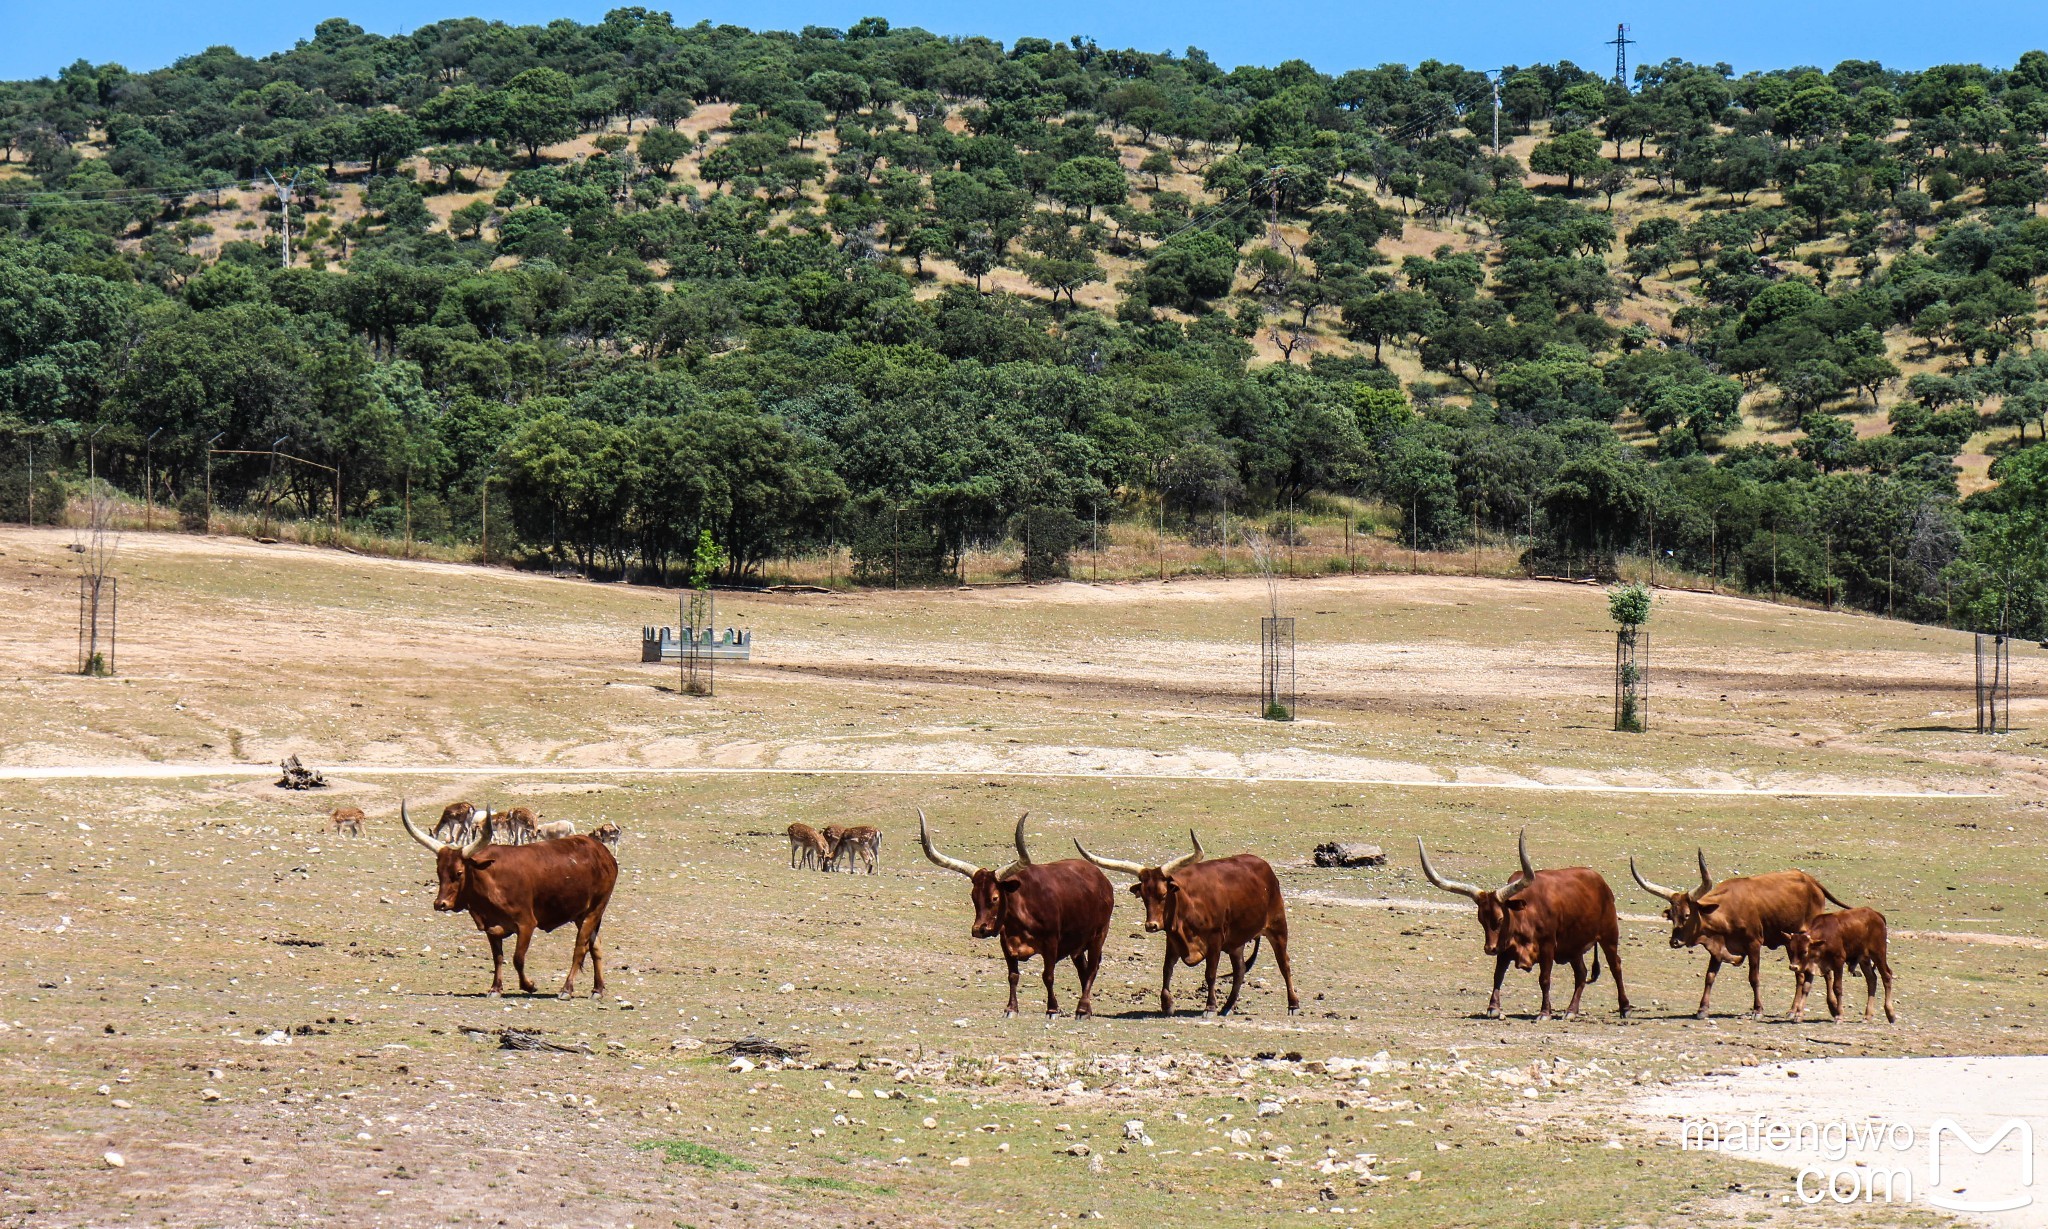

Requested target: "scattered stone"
[
  {"left": 199, "top": 1088, "right": 221, "bottom": 1102},
  {"left": 727, "top": 1057, "right": 756, "bottom": 1073},
  {"left": 1257, "top": 1100, "right": 1284, "bottom": 1117},
  {"left": 1312, "top": 842, "right": 1386, "bottom": 868},
  {"left": 950, "top": 1157, "right": 971, "bottom": 1168},
  {"left": 103, "top": 1151, "right": 124, "bottom": 1168},
  {"left": 1064, "top": 1142, "right": 1091, "bottom": 1157},
  {"left": 111, "top": 1099, "right": 132, "bottom": 1109}
]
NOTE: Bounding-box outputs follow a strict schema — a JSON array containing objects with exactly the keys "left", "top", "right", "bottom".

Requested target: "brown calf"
[
  {"left": 1798, "top": 908, "right": 1896, "bottom": 1023},
  {"left": 591, "top": 821, "right": 622, "bottom": 851}
]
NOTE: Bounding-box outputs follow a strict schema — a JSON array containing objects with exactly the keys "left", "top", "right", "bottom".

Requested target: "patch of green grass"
[
  {"left": 633, "top": 1140, "right": 755, "bottom": 1172},
  {"left": 783, "top": 1175, "right": 895, "bottom": 1195}
]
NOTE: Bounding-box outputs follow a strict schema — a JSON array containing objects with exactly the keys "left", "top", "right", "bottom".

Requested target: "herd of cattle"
[{"left": 350, "top": 799, "right": 1895, "bottom": 1023}]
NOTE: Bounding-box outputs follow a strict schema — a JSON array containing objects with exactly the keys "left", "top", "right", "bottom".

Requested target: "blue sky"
[{"left": 5, "top": 0, "right": 2048, "bottom": 80}]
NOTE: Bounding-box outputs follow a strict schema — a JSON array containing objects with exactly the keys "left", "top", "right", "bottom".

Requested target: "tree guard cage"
[
  {"left": 1260, "top": 616, "right": 1295, "bottom": 721},
  {"left": 682, "top": 588, "right": 714, "bottom": 697},
  {"left": 1614, "top": 626, "right": 1647, "bottom": 732},
  {"left": 78, "top": 575, "right": 116, "bottom": 676},
  {"left": 1976, "top": 632, "right": 2010, "bottom": 734}
]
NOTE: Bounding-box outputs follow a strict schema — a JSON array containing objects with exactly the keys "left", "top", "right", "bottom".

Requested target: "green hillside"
[{"left": 5, "top": 13, "right": 2048, "bottom": 629}]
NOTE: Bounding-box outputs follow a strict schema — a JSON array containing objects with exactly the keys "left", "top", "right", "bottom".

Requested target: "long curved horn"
[
  {"left": 1696, "top": 848, "right": 1715, "bottom": 895},
  {"left": 1416, "top": 838, "right": 1483, "bottom": 901},
  {"left": 993, "top": 858, "right": 1023, "bottom": 880},
  {"left": 1161, "top": 829, "right": 1203, "bottom": 874},
  {"left": 1012, "top": 813, "right": 1032, "bottom": 865},
  {"left": 1073, "top": 839, "right": 1146, "bottom": 876},
  {"left": 1499, "top": 827, "right": 1538, "bottom": 902},
  {"left": 459, "top": 814, "right": 490, "bottom": 859},
  {"left": 1630, "top": 856, "right": 1683, "bottom": 903},
  {"left": 918, "top": 809, "right": 978, "bottom": 878},
  {"left": 400, "top": 799, "right": 445, "bottom": 853}
]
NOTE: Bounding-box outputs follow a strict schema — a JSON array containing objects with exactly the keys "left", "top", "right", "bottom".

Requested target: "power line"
[{"left": 1608, "top": 23, "right": 1636, "bottom": 89}]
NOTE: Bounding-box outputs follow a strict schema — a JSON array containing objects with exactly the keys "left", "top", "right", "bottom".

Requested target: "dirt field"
[{"left": 2, "top": 527, "right": 2044, "bottom": 1228}]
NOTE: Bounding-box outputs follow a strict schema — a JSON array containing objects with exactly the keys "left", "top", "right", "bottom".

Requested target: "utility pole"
[
  {"left": 264, "top": 168, "right": 301, "bottom": 268},
  {"left": 266, "top": 435, "right": 289, "bottom": 538},
  {"left": 1607, "top": 24, "right": 1635, "bottom": 89},
  {"left": 1488, "top": 69, "right": 1503, "bottom": 155},
  {"left": 203, "top": 432, "right": 225, "bottom": 533},
  {"left": 143, "top": 428, "right": 162, "bottom": 530}
]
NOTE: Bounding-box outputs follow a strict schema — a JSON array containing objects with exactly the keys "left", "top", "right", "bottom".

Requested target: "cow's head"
[
  {"left": 1630, "top": 849, "right": 1719, "bottom": 948},
  {"left": 1417, "top": 829, "right": 1541, "bottom": 968},
  {"left": 919, "top": 810, "right": 1029, "bottom": 939},
  {"left": 1074, "top": 831, "right": 1203, "bottom": 933},
  {"left": 401, "top": 799, "right": 492, "bottom": 912}
]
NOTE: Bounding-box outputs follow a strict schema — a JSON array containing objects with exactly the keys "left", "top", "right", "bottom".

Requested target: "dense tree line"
[{"left": 5, "top": 13, "right": 2048, "bottom": 630}]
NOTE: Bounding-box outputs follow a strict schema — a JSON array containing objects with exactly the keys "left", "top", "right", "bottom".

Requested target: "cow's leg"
[
  {"left": 486, "top": 932, "right": 507, "bottom": 997},
  {"left": 1040, "top": 952, "right": 1061, "bottom": 1017},
  {"left": 1696, "top": 955, "right": 1723, "bottom": 1019},
  {"left": 1875, "top": 956, "right": 1895, "bottom": 1023},
  {"left": 1603, "top": 936, "right": 1631, "bottom": 1018},
  {"left": 1784, "top": 933, "right": 1809, "bottom": 1020},
  {"left": 585, "top": 923, "right": 606, "bottom": 999},
  {"left": 1486, "top": 953, "right": 1510, "bottom": 1019},
  {"left": 1744, "top": 942, "right": 1767, "bottom": 1020},
  {"left": 1075, "top": 937, "right": 1104, "bottom": 1018},
  {"left": 1158, "top": 949, "right": 1177, "bottom": 1017},
  {"left": 512, "top": 926, "right": 538, "bottom": 994},
  {"left": 1201, "top": 948, "right": 1223, "bottom": 1017},
  {"left": 561, "top": 911, "right": 603, "bottom": 999},
  {"left": 1829, "top": 964, "right": 1846, "bottom": 1021},
  {"left": 1218, "top": 945, "right": 1247, "bottom": 1016},
  {"left": 1003, "top": 956, "right": 1021, "bottom": 1018},
  {"left": 1535, "top": 955, "right": 1556, "bottom": 1021},
  {"left": 1564, "top": 953, "right": 1589, "bottom": 1019},
  {"left": 1267, "top": 928, "right": 1300, "bottom": 1015}
]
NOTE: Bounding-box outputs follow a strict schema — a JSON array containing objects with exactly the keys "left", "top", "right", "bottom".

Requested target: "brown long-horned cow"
[
  {"left": 919, "top": 810, "right": 1113, "bottom": 1018},
  {"left": 401, "top": 800, "right": 617, "bottom": 999},
  {"left": 1077, "top": 831, "right": 1299, "bottom": 1018},
  {"left": 1417, "top": 829, "right": 1628, "bottom": 1020},
  {"left": 1631, "top": 848, "right": 1848, "bottom": 1020}
]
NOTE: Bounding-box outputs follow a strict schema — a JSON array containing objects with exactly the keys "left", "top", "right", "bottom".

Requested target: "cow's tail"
[
  {"left": 1245, "top": 936, "right": 1263, "bottom": 972},
  {"left": 1589, "top": 946, "right": 1602, "bottom": 984},
  {"left": 1817, "top": 879, "right": 1852, "bottom": 909}
]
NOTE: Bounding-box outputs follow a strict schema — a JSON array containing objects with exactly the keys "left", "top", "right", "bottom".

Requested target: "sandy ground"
[
  {"left": 5, "top": 527, "right": 2048, "bottom": 1228},
  {"left": 1633, "top": 1057, "right": 2048, "bottom": 1226}
]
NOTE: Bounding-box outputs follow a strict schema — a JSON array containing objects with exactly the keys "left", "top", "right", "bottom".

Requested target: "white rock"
[
  {"left": 1065, "top": 1142, "right": 1091, "bottom": 1157},
  {"left": 199, "top": 1088, "right": 221, "bottom": 1102},
  {"left": 672, "top": 1037, "right": 703, "bottom": 1050},
  {"left": 727, "top": 1057, "right": 756, "bottom": 1073},
  {"left": 950, "top": 1156, "right": 971, "bottom": 1168},
  {"left": 102, "top": 1152, "right": 124, "bottom": 1168},
  {"left": 1257, "top": 1101, "right": 1284, "bottom": 1117},
  {"left": 111, "top": 1099, "right": 132, "bottom": 1109},
  {"left": 922, "top": 1117, "right": 938, "bottom": 1129},
  {"left": 1228, "top": 1128, "right": 1253, "bottom": 1146},
  {"left": 778, "top": 983, "right": 794, "bottom": 993}
]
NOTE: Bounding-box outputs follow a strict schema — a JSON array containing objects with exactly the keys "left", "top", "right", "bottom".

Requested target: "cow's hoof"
[
  {"left": 1485, "top": 1007, "right": 1503, "bottom": 1020},
  {"left": 1694, "top": 1010, "right": 1710, "bottom": 1021},
  {"left": 1536, "top": 1012, "right": 1553, "bottom": 1022},
  {"left": 1287, "top": 1005, "right": 1300, "bottom": 1016},
  {"left": 1004, "top": 1010, "right": 1017, "bottom": 1019}
]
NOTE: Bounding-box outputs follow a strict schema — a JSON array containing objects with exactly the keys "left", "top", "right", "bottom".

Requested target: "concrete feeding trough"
[{"left": 642, "top": 626, "right": 751, "bottom": 663}]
